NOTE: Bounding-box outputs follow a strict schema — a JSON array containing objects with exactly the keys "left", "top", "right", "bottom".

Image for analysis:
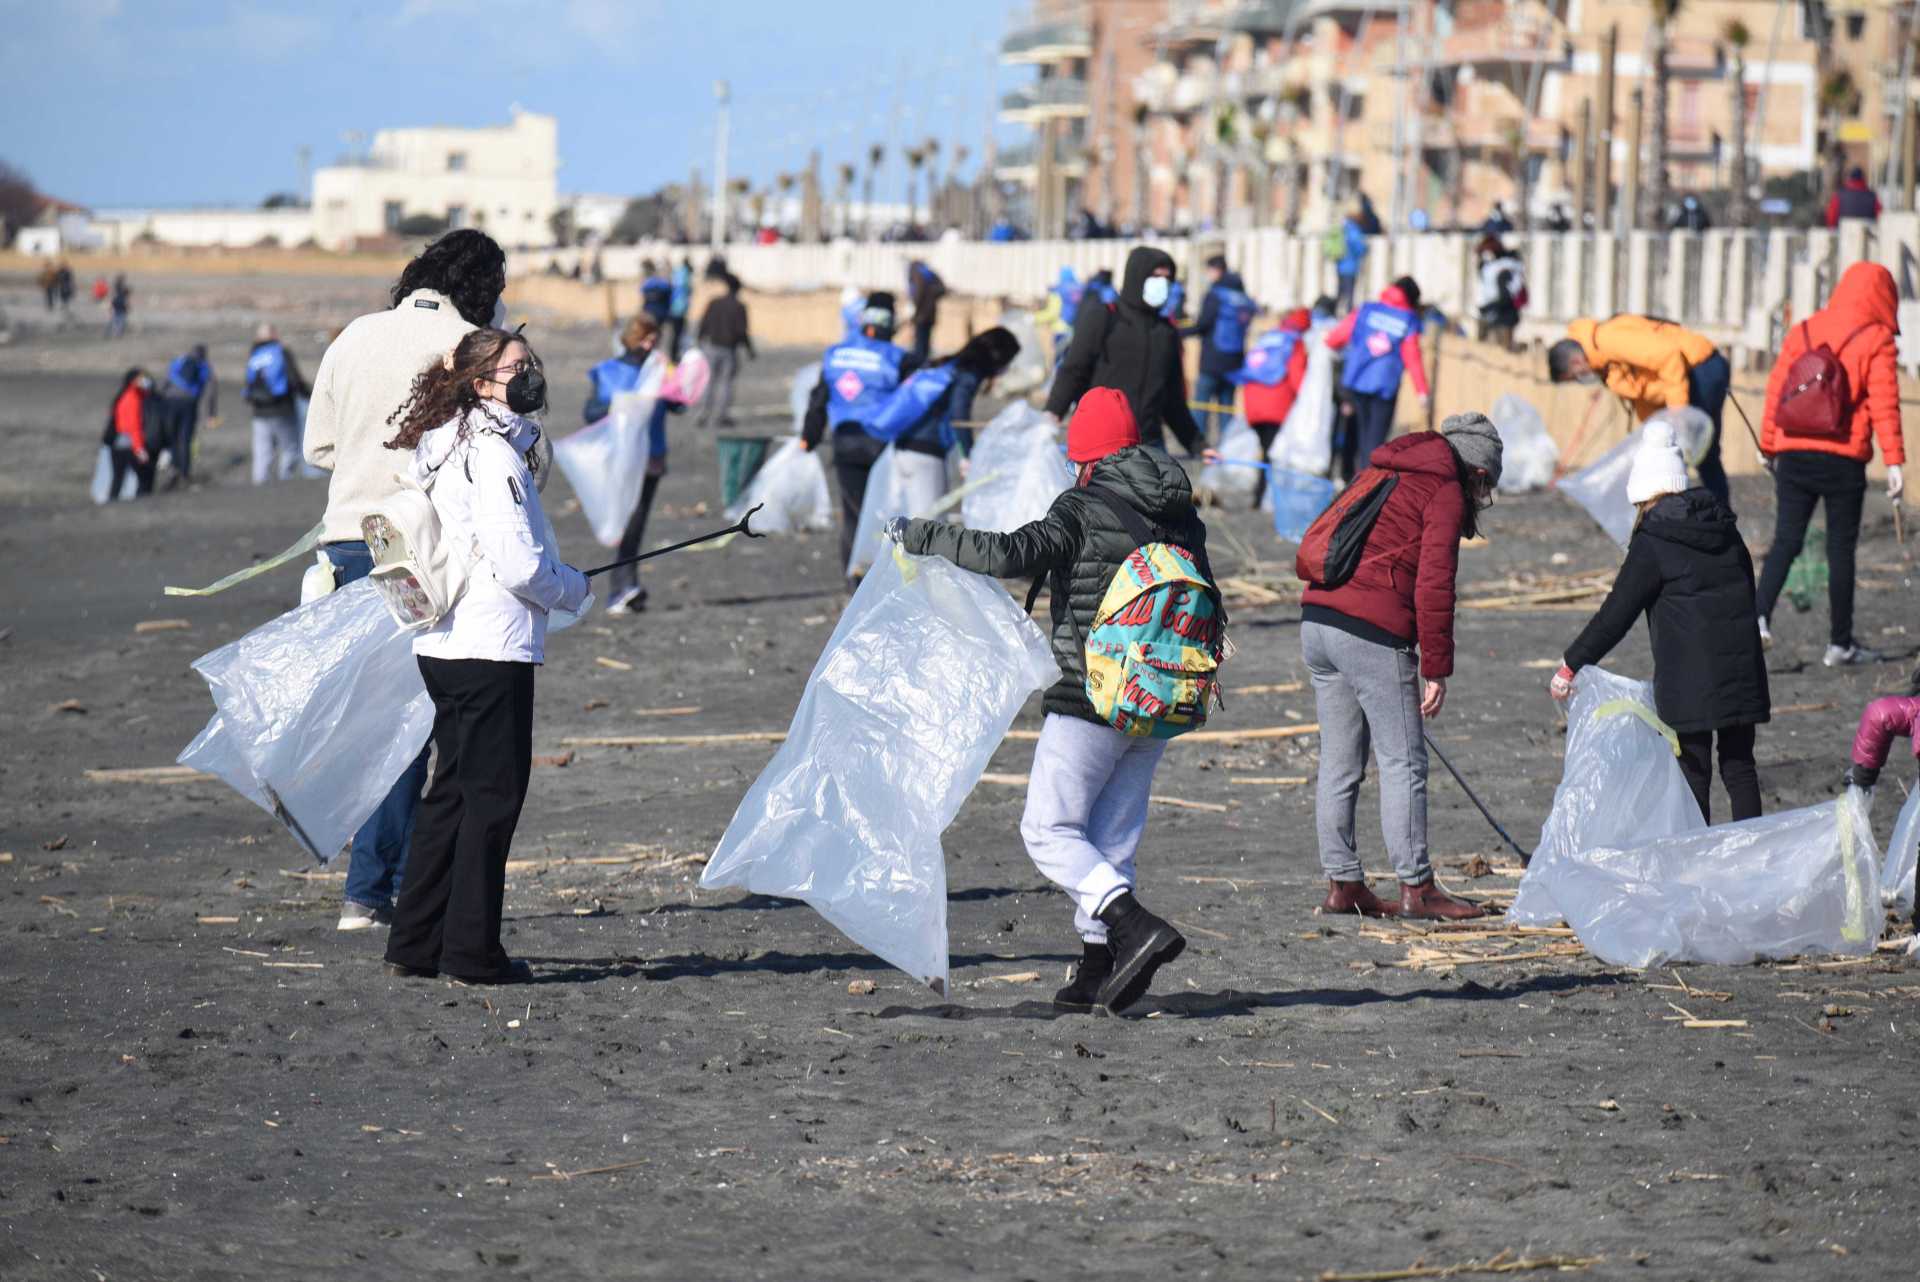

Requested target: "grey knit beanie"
[{"left": 1441, "top": 411, "right": 1503, "bottom": 487}]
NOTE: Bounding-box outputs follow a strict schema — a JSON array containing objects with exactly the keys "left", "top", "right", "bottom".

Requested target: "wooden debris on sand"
[
  {"left": 134, "top": 619, "right": 192, "bottom": 634},
  {"left": 1318, "top": 1249, "right": 1604, "bottom": 1280},
  {"left": 85, "top": 766, "right": 204, "bottom": 784}
]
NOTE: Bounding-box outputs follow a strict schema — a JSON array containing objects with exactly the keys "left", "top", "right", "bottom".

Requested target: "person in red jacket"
[
  {"left": 1825, "top": 167, "right": 1881, "bottom": 227},
  {"left": 1230, "top": 307, "right": 1313, "bottom": 462},
  {"left": 1754, "top": 261, "right": 1905, "bottom": 666},
  {"left": 1300, "top": 413, "right": 1502, "bottom": 920},
  {"left": 103, "top": 367, "right": 158, "bottom": 497}
]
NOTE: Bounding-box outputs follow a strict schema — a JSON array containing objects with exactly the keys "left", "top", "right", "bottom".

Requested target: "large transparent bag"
[
  {"left": 1509, "top": 790, "right": 1880, "bottom": 968},
  {"left": 1198, "top": 417, "right": 1266, "bottom": 503},
  {"left": 553, "top": 360, "right": 662, "bottom": 546},
  {"left": 1647, "top": 406, "right": 1713, "bottom": 466},
  {"left": 1272, "top": 328, "right": 1335, "bottom": 476},
  {"left": 177, "top": 579, "right": 434, "bottom": 861},
  {"left": 1556, "top": 429, "right": 1640, "bottom": 547},
  {"left": 90, "top": 446, "right": 114, "bottom": 504},
  {"left": 1490, "top": 393, "right": 1559, "bottom": 493},
  {"left": 846, "top": 445, "right": 913, "bottom": 578},
  {"left": 726, "top": 437, "right": 832, "bottom": 533},
  {"left": 1881, "top": 784, "right": 1920, "bottom": 916},
  {"left": 702, "top": 550, "right": 1059, "bottom": 991},
  {"left": 962, "top": 404, "right": 1074, "bottom": 534},
  {"left": 789, "top": 361, "right": 821, "bottom": 434},
  {"left": 995, "top": 309, "right": 1048, "bottom": 395},
  {"left": 1269, "top": 468, "right": 1338, "bottom": 543},
  {"left": 1510, "top": 667, "right": 1705, "bottom": 928}
]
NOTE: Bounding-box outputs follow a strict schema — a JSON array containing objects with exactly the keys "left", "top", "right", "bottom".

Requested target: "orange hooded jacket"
[
  {"left": 1759, "top": 261, "right": 1905, "bottom": 466},
  {"left": 1565, "top": 315, "right": 1718, "bottom": 422}
]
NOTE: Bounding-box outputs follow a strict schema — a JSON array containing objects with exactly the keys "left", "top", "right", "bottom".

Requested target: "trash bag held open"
[
  {"left": 701, "top": 550, "right": 1059, "bottom": 992},
  {"left": 726, "top": 436, "right": 833, "bottom": 534},
  {"left": 552, "top": 356, "right": 663, "bottom": 547},
  {"left": 1880, "top": 783, "right": 1920, "bottom": 917},
  {"left": 961, "top": 402, "right": 1074, "bottom": 535},
  {"left": 178, "top": 579, "right": 434, "bottom": 862}
]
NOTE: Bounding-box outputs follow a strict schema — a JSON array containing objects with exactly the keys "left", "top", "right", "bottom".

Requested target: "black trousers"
[
  {"left": 1249, "top": 421, "right": 1282, "bottom": 510},
  {"left": 1675, "top": 724, "right": 1761, "bottom": 826},
  {"left": 109, "top": 445, "right": 155, "bottom": 497},
  {"left": 665, "top": 315, "right": 687, "bottom": 360},
  {"left": 607, "top": 470, "right": 663, "bottom": 600},
  {"left": 1338, "top": 392, "right": 1395, "bottom": 482},
  {"left": 834, "top": 455, "right": 875, "bottom": 574},
  {"left": 1753, "top": 451, "right": 1867, "bottom": 649},
  {"left": 386, "top": 657, "right": 535, "bottom": 980}
]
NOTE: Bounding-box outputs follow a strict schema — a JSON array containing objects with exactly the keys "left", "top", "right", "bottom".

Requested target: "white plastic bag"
[
  {"left": 1881, "top": 783, "right": 1920, "bottom": 916},
  {"left": 1509, "top": 790, "right": 1880, "bottom": 968},
  {"left": 90, "top": 446, "right": 114, "bottom": 505},
  {"left": 727, "top": 437, "right": 832, "bottom": 533},
  {"left": 1647, "top": 406, "right": 1714, "bottom": 466},
  {"left": 1489, "top": 393, "right": 1559, "bottom": 493},
  {"left": 552, "top": 362, "right": 661, "bottom": 547},
  {"left": 846, "top": 445, "right": 913, "bottom": 578},
  {"left": 1198, "top": 417, "right": 1266, "bottom": 503},
  {"left": 1272, "top": 327, "right": 1335, "bottom": 476},
  {"left": 789, "top": 361, "right": 821, "bottom": 435},
  {"left": 178, "top": 579, "right": 434, "bottom": 862},
  {"left": 1510, "top": 667, "right": 1704, "bottom": 925},
  {"left": 962, "top": 403, "right": 1074, "bottom": 534},
  {"left": 701, "top": 549, "right": 1060, "bottom": 991},
  {"left": 1556, "top": 429, "right": 1640, "bottom": 547},
  {"left": 995, "top": 309, "right": 1048, "bottom": 395}
]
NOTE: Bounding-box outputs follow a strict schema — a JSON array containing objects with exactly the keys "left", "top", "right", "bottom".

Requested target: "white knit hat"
[{"left": 1625, "top": 421, "right": 1689, "bottom": 504}]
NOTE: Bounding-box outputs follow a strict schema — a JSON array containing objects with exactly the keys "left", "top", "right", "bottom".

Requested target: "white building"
[
  {"left": 560, "top": 193, "right": 630, "bottom": 244},
  {"left": 311, "top": 108, "right": 558, "bottom": 251},
  {"left": 89, "top": 207, "right": 314, "bottom": 251}
]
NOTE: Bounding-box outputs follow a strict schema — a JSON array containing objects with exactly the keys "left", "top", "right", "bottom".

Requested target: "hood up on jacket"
[
  {"left": 411, "top": 408, "right": 541, "bottom": 484},
  {"left": 1119, "top": 246, "right": 1177, "bottom": 312},
  {"left": 1369, "top": 429, "right": 1458, "bottom": 479},
  {"left": 1826, "top": 260, "right": 1900, "bottom": 335},
  {"left": 1638, "top": 488, "right": 1742, "bottom": 554},
  {"left": 1085, "top": 443, "right": 1197, "bottom": 526}
]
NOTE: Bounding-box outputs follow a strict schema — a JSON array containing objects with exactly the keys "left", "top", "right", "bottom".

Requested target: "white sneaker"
[
  {"left": 1823, "top": 644, "right": 1881, "bottom": 668},
  {"left": 337, "top": 903, "right": 391, "bottom": 931},
  {"left": 1757, "top": 616, "right": 1772, "bottom": 649},
  {"left": 605, "top": 585, "right": 645, "bottom": 615}
]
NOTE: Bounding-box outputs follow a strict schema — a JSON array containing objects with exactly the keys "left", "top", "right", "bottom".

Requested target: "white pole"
[{"left": 711, "top": 79, "right": 730, "bottom": 250}]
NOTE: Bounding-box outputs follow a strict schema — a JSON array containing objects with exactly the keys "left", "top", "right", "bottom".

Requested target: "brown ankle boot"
[
  {"left": 1321, "top": 879, "right": 1399, "bottom": 917},
  {"left": 1398, "top": 877, "right": 1489, "bottom": 921}
]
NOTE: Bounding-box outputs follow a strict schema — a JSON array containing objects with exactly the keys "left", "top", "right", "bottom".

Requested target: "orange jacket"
[
  {"left": 1760, "top": 261, "right": 1904, "bottom": 466},
  {"left": 1566, "top": 315, "right": 1717, "bottom": 422}
]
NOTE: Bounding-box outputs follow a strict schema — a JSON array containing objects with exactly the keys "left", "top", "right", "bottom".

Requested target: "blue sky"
[{"left": 3, "top": 0, "right": 1032, "bottom": 209}]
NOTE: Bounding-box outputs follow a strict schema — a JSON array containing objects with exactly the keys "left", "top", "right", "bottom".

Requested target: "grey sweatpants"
[
  {"left": 1020, "top": 713, "right": 1167, "bottom": 943},
  {"left": 699, "top": 344, "right": 739, "bottom": 427},
  {"left": 1301, "top": 619, "right": 1431, "bottom": 883}
]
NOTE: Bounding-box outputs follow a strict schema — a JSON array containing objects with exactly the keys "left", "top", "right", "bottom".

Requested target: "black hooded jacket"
[
  {"left": 1045, "top": 247, "right": 1202, "bottom": 455},
  {"left": 1563, "top": 489, "right": 1771, "bottom": 734},
  {"left": 900, "top": 445, "right": 1211, "bottom": 725}
]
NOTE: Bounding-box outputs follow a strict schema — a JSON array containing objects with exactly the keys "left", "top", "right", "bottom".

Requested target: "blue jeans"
[
  {"left": 324, "top": 540, "right": 431, "bottom": 910},
  {"left": 1687, "top": 351, "right": 1731, "bottom": 506},
  {"left": 1193, "top": 369, "right": 1236, "bottom": 444}
]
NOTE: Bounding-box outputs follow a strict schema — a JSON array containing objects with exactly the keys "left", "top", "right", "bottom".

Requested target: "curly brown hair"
[{"left": 383, "top": 327, "right": 537, "bottom": 453}]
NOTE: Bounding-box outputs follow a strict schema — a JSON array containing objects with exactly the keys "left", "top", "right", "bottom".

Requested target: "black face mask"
[{"left": 505, "top": 365, "right": 546, "bottom": 415}]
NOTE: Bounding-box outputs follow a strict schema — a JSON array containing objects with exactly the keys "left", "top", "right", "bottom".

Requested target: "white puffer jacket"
[{"left": 410, "top": 409, "right": 589, "bottom": 665}]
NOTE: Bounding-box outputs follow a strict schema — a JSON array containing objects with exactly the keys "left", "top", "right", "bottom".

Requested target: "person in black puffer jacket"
[
  {"left": 1046, "top": 245, "right": 1203, "bottom": 457},
  {"left": 1552, "top": 421, "right": 1771, "bottom": 823},
  {"left": 894, "top": 387, "right": 1204, "bottom": 1015}
]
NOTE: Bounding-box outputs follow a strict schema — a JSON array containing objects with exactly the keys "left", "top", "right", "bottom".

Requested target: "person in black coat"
[
  {"left": 1549, "top": 423, "right": 1771, "bottom": 823},
  {"left": 1045, "top": 245, "right": 1203, "bottom": 457}
]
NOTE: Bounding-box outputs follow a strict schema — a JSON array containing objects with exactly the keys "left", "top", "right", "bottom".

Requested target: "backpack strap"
[{"left": 1830, "top": 321, "right": 1879, "bottom": 358}]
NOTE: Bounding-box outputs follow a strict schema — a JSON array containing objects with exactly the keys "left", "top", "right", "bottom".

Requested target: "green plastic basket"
[{"left": 717, "top": 435, "right": 773, "bottom": 510}]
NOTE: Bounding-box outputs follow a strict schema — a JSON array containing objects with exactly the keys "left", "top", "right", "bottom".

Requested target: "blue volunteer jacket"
[
  {"left": 1340, "top": 300, "right": 1423, "bottom": 397},
  {"left": 639, "top": 276, "right": 672, "bottom": 323},
  {"left": 1229, "top": 328, "right": 1301, "bottom": 388},
  {"left": 585, "top": 353, "right": 670, "bottom": 459},
  {"left": 864, "top": 364, "right": 983, "bottom": 457},
  {"left": 821, "top": 333, "right": 910, "bottom": 437}
]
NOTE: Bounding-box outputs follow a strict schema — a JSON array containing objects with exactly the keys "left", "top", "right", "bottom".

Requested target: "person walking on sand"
[
  {"left": 303, "top": 228, "right": 508, "bottom": 932},
  {"left": 103, "top": 368, "right": 160, "bottom": 498},
  {"left": 1182, "top": 253, "right": 1258, "bottom": 444},
  {"left": 889, "top": 388, "right": 1209, "bottom": 1013},
  {"left": 1551, "top": 422, "right": 1770, "bottom": 824},
  {"left": 695, "top": 272, "right": 754, "bottom": 429},
  {"left": 1322, "top": 276, "right": 1429, "bottom": 483},
  {"left": 1752, "top": 261, "right": 1904, "bottom": 667},
  {"left": 666, "top": 256, "right": 694, "bottom": 358},
  {"left": 1302, "top": 414, "right": 1504, "bottom": 921},
  {"left": 159, "top": 343, "right": 219, "bottom": 488},
  {"left": 243, "top": 324, "right": 311, "bottom": 485},
  {"left": 105, "top": 274, "right": 130, "bottom": 339},
  {"left": 585, "top": 315, "right": 687, "bottom": 616},
  {"left": 379, "top": 328, "right": 591, "bottom": 985},
  {"left": 1226, "top": 307, "right": 1313, "bottom": 472}
]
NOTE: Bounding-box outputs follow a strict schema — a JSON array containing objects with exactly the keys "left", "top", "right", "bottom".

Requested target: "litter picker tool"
[
  {"left": 581, "top": 504, "right": 765, "bottom": 578},
  {"left": 1725, "top": 390, "right": 1770, "bottom": 471},
  {"left": 1423, "top": 731, "right": 1533, "bottom": 865}
]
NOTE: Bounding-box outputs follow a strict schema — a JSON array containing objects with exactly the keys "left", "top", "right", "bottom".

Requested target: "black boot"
[
  {"left": 1094, "top": 892, "right": 1185, "bottom": 1014},
  {"left": 1053, "top": 940, "right": 1114, "bottom": 1013}
]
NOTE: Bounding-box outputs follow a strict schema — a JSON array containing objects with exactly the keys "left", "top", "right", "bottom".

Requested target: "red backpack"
[
  {"left": 1773, "top": 322, "right": 1875, "bottom": 442},
  {"left": 1295, "top": 468, "right": 1401, "bottom": 588}
]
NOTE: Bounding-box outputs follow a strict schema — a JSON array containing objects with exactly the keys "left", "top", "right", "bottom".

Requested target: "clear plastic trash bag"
[
  {"left": 962, "top": 403, "right": 1074, "bottom": 534},
  {"left": 995, "top": 310, "right": 1048, "bottom": 395},
  {"left": 177, "top": 579, "right": 434, "bottom": 862},
  {"left": 661, "top": 347, "right": 710, "bottom": 407},
  {"left": 1556, "top": 429, "right": 1640, "bottom": 547},
  {"left": 726, "top": 437, "right": 833, "bottom": 533},
  {"left": 1881, "top": 783, "right": 1920, "bottom": 916},
  {"left": 701, "top": 549, "right": 1060, "bottom": 991},
  {"left": 789, "top": 361, "right": 821, "bottom": 435},
  {"left": 1269, "top": 468, "right": 1338, "bottom": 543},
  {"left": 846, "top": 445, "right": 913, "bottom": 578},
  {"left": 90, "top": 446, "right": 139, "bottom": 504},
  {"left": 552, "top": 361, "right": 662, "bottom": 547},
  {"left": 1199, "top": 417, "right": 1266, "bottom": 503},
  {"left": 1508, "top": 789, "right": 1881, "bottom": 968},
  {"left": 1647, "top": 406, "right": 1714, "bottom": 467},
  {"left": 1272, "top": 327, "right": 1336, "bottom": 476},
  {"left": 1510, "top": 667, "right": 1704, "bottom": 925},
  {"left": 1489, "top": 393, "right": 1559, "bottom": 493}
]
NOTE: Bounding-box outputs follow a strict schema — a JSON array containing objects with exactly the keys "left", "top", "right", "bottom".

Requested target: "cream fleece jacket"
[{"left": 304, "top": 287, "right": 477, "bottom": 544}]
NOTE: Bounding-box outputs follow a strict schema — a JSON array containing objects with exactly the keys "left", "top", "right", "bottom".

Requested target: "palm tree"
[
  {"left": 1723, "top": 18, "right": 1752, "bottom": 226},
  {"left": 950, "top": 144, "right": 971, "bottom": 234},
  {"left": 1646, "top": 0, "right": 1682, "bottom": 228},
  {"left": 775, "top": 172, "right": 796, "bottom": 235},
  {"left": 864, "top": 144, "right": 884, "bottom": 238},
  {"left": 905, "top": 145, "right": 928, "bottom": 230},
  {"left": 922, "top": 137, "right": 942, "bottom": 228},
  {"left": 1130, "top": 101, "right": 1152, "bottom": 231},
  {"left": 835, "top": 162, "right": 856, "bottom": 238},
  {"left": 1819, "top": 70, "right": 1861, "bottom": 201},
  {"left": 1213, "top": 103, "right": 1239, "bottom": 228}
]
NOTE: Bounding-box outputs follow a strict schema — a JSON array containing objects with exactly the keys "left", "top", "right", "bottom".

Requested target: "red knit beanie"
[{"left": 1065, "top": 387, "right": 1140, "bottom": 464}]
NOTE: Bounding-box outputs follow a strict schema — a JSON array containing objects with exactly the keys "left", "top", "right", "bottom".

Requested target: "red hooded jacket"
[
  {"left": 1300, "top": 432, "right": 1465, "bottom": 678},
  {"left": 1760, "top": 261, "right": 1904, "bottom": 466},
  {"left": 1852, "top": 696, "right": 1920, "bottom": 771}
]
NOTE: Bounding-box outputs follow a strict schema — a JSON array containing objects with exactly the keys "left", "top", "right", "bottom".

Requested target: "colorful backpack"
[
  {"left": 1295, "top": 467, "right": 1401, "bottom": 589},
  {"left": 1073, "top": 487, "right": 1226, "bottom": 739}
]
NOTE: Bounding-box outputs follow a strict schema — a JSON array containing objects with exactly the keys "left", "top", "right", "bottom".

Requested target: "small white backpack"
[{"left": 361, "top": 467, "right": 470, "bottom": 630}]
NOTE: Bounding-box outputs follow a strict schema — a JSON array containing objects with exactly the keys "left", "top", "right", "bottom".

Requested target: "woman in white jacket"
[{"left": 379, "top": 328, "right": 591, "bottom": 984}]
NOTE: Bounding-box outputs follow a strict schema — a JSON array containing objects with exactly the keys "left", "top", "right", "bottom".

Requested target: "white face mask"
[{"left": 1141, "top": 276, "right": 1171, "bottom": 309}]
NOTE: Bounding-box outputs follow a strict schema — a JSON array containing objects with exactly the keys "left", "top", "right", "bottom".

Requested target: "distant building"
[{"left": 311, "top": 108, "right": 558, "bottom": 250}]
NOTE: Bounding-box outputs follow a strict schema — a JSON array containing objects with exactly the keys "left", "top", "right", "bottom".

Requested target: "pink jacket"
[{"left": 1851, "top": 696, "right": 1920, "bottom": 770}]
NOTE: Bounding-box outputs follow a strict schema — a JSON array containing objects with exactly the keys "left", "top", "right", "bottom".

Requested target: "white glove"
[
  {"left": 1888, "top": 464, "right": 1904, "bottom": 501},
  {"left": 561, "top": 565, "right": 592, "bottom": 613}
]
